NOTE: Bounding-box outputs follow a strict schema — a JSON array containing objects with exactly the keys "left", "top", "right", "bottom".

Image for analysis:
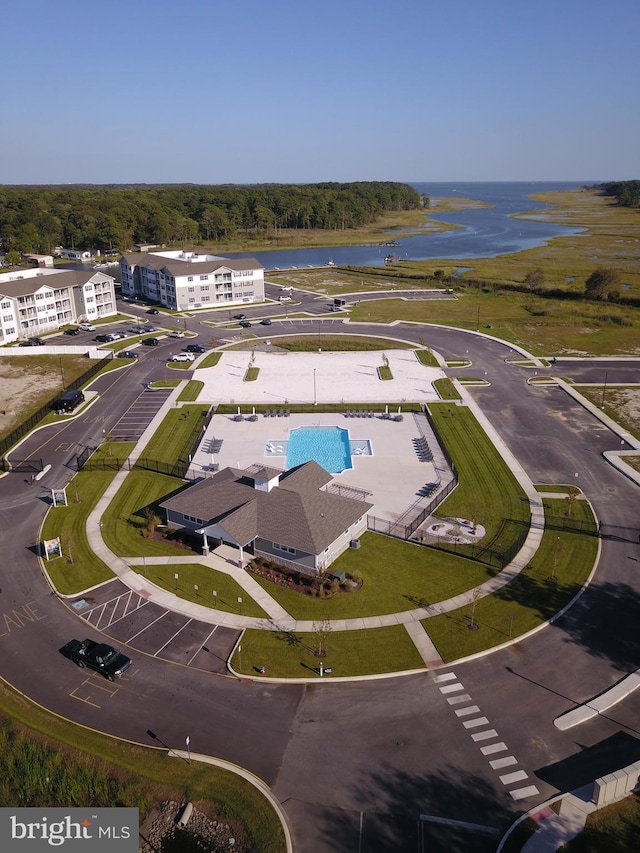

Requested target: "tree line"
[
  {"left": 597, "top": 180, "right": 640, "bottom": 208},
  {"left": 0, "top": 181, "right": 422, "bottom": 254}
]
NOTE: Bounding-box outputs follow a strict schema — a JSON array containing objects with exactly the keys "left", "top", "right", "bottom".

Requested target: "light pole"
[
  {"left": 313, "top": 368, "right": 317, "bottom": 406},
  {"left": 185, "top": 735, "right": 191, "bottom": 765}
]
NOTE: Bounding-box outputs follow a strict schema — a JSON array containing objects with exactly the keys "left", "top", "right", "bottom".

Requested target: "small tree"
[
  {"left": 312, "top": 619, "right": 332, "bottom": 657},
  {"left": 585, "top": 267, "right": 621, "bottom": 301},
  {"left": 469, "top": 588, "right": 482, "bottom": 630},
  {"left": 524, "top": 267, "right": 545, "bottom": 290},
  {"left": 565, "top": 486, "right": 579, "bottom": 517},
  {"left": 142, "top": 507, "right": 160, "bottom": 538}
]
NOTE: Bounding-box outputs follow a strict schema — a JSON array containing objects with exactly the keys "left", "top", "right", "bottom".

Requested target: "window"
[
  {"left": 1, "top": 301, "right": 10, "bottom": 309},
  {"left": 188, "top": 287, "right": 194, "bottom": 293},
  {"left": 273, "top": 543, "right": 296, "bottom": 555},
  {"left": 201, "top": 284, "right": 209, "bottom": 291},
  {"left": 199, "top": 274, "right": 208, "bottom": 281},
  {"left": 187, "top": 276, "right": 193, "bottom": 282}
]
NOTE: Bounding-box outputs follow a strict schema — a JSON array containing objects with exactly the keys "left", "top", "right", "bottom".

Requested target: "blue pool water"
[{"left": 286, "top": 427, "right": 352, "bottom": 474}]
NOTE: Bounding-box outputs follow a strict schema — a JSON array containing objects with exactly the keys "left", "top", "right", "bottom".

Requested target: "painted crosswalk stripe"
[
  {"left": 463, "top": 717, "right": 490, "bottom": 729},
  {"left": 471, "top": 729, "right": 499, "bottom": 742},
  {"left": 499, "top": 770, "right": 529, "bottom": 785},
  {"left": 510, "top": 786, "right": 540, "bottom": 801},
  {"left": 480, "top": 742, "right": 507, "bottom": 755},
  {"left": 440, "top": 684, "right": 464, "bottom": 694},
  {"left": 455, "top": 705, "right": 481, "bottom": 717},
  {"left": 447, "top": 694, "right": 472, "bottom": 705},
  {"left": 433, "top": 672, "right": 457, "bottom": 683},
  {"left": 489, "top": 756, "right": 518, "bottom": 770}
]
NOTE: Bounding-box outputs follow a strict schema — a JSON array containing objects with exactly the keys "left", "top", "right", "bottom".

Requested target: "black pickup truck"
[{"left": 62, "top": 639, "right": 132, "bottom": 680}]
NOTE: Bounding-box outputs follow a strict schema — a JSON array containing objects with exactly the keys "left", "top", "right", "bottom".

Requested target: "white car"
[
  {"left": 78, "top": 323, "right": 95, "bottom": 332},
  {"left": 279, "top": 295, "right": 292, "bottom": 302},
  {"left": 168, "top": 330, "right": 185, "bottom": 338},
  {"left": 171, "top": 353, "right": 195, "bottom": 363}
]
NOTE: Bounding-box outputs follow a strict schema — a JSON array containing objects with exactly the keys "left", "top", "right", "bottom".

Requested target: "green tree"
[
  {"left": 585, "top": 267, "right": 621, "bottom": 301},
  {"left": 524, "top": 267, "right": 545, "bottom": 290}
]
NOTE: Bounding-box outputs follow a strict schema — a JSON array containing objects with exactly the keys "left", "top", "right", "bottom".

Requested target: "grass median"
[{"left": 424, "top": 496, "right": 598, "bottom": 661}]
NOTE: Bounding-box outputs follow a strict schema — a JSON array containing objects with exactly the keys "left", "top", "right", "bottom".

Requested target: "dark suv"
[{"left": 186, "top": 344, "right": 206, "bottom": 353}]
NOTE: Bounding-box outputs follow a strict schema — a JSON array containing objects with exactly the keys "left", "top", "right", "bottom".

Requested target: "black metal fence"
[{"left": 0, "top": 354, "right": 113, "bottom": 470}]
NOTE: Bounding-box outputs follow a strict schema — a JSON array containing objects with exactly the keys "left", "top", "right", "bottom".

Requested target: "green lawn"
[
  {"left": 429, "top": 403, "right": 531, "bottom": 565},
  {"left": 137, "top": 405, "right": 210, "bottom": 466},
  {"left": 40, "top": 445, "right": 136, "bottom": 594},
  {"left": 177, "top": 380, "right": 204, "bottom": 401},
  {"left": 0, "top": 684, "right": 285, "bottom": 853},
  {"left": 559, "top": 792, "right": 640, "bottom": 853},
  {"left": 101, "top": 470, "right": 193, "bottom": 560},
  {"left": 232, "top": 624, "right": 425, "bottom": 677},
  {"left": 424, "top": 497, "right": 598, "bottom": 661},
  {"left": 250, "top": 532, "right": 496, "bottom": 620},
  {"left": 135, "top": 563, "right": 268, "bottom": 618}
]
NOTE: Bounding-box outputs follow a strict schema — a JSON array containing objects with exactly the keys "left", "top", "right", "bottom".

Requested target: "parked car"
[
  {"left": 279, "top": 295, "right": 291, "bottom": 302},
  {"left": 141, "top": 325, "right": 155, "bottom": 332},
  {"left": 78, "top": 323, "right": 95, "bottom": 332},
  {"left": 63, "top": 327, "right": 80, "bottom": 336},
  {"left": 146, "top": 308, "right": 160, "bottom": 315},
  {"left": 116, "top": 350, "right": 139, "bottom": 359},
  {"left": 142, "top": 337, "right": 159, "bottom": 346},
  {"left": 260, "top": 318, "right": 272, "bottom": 326},
  {"left": 168, "top": 330, "right": 185, "bottom": 338},
  {"left": 185, "top": 344, "right": 206, "bottom": 353},
  {"left": 233, "top": 313, "right": 246, "bottom": 320},
  {"left": 62, "top": 639, "right": 132, "bottom": 681},
  {"left": 239, "top": 320, "right": 252, "bottom": 328},
  {"left": 171, "top": 352, "right": 195, "bottom": 362},
  {"left": 128, "top": 326, "right": 144, "bottom": 334},
  {"left": 95, "top": 333, "right": 116, "bottom": 343}
]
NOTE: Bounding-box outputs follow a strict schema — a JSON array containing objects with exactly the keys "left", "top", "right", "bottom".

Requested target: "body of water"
[{"left": 224, "top": 181, "right": 588, "bottom": 269}]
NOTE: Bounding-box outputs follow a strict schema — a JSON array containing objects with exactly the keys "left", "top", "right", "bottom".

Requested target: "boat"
[
  {"left": 384, "top": 255, "right": 400, "bottom": 265},
  {"left": 327, "top": 259, "right": 335, "bottom": 266},
  {"left": 384, "top": 240, "right": 400, "bottom": 247}
]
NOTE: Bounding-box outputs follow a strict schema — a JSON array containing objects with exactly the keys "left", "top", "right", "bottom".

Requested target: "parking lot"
[{"left": 68, "top": 579, "right": 240, "bottom": 675}]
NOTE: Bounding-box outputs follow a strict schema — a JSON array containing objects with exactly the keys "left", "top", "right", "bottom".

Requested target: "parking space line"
[
  {"left": 433, "top": 672, "right": 457, "bottom": 683},
  {"left": 187, "top": 626, "right": 218, "bottom": 666},
  {"left": 153, "top": 619, "right": 193, "bottom": 656},
  {"left": 125, "top": 609, "right": 170, "bottom": 642},
  {"left": 440, "top": 683, "right": 464, "bottom": 694}
]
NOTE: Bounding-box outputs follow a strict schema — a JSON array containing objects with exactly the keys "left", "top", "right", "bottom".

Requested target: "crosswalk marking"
[
  {"left": 481, "top": 742, "right": 508, "bottom": 755},
  {"left": 471, "top": 729, "right": 499, "bottom": 742},
  {"left": 440, "top": 683, "right": 464, "bottom": 694},
  {"left": 447, "top": 694, "right": 472, "bottom": 705},
  {"left": 455, "top": 705, "right": 481, "bottom": 717},
  {"left": 510, "top": 786, "right": 540, "bottom": 801},
  {"left": 489, "top": 756, "right": 518, "bottom": 770},
  {"left": 499, "top": 770, "right": 529, "bottom": 785},
  {"left": 433, "top": 672, "right": 457, "bottom": 683},
  {"left": 463, "top": 717, "right": 490, "bottom": 729}
]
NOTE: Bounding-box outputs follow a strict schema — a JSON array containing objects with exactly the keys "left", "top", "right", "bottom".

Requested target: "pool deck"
[
  {"left": 184, "top": 349, "right": 450, "bottom": 524},
  {"left": 190, "top": 411, "right": 447, "bottom": 525}
]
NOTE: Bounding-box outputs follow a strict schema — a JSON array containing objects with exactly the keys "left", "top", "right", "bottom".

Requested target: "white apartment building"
[
  {"left": 119, "top": 250, "right": 264, "bottom": 310},
  {"left": 0, "top": 267, "right": 117, "bottom": 345}
]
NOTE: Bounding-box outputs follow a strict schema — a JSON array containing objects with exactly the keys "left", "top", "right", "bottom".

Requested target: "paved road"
[{"left": 1, "top": 302, "right": 639, "bottom": 852}]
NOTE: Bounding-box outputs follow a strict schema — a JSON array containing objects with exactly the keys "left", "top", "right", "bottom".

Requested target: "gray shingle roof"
[{"left": 161, "top": 462, "right": 372, "bottom": 553}]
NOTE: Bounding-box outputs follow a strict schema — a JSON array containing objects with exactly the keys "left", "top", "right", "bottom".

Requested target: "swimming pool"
[{"left": 286, "top": 427, "right": 353, "bottom": 474}]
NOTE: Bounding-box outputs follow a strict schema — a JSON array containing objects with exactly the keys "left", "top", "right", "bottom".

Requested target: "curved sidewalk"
[{"left": 84, "top": 373, "right": 548, "bottom": 641}]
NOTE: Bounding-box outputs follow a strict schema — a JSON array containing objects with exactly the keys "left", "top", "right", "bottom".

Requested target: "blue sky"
[{"left": 2, "top": 0, "right": 638, "bottom": 183}]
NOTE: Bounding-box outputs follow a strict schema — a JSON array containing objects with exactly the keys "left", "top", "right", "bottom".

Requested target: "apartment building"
[
  {"left": 119, "top": 250, "right": 264, "bottom": 310},
  {"left": 0, "top": 267, "right": 117, "bottom": 345}
]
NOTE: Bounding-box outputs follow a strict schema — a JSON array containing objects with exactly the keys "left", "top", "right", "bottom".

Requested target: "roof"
[
  {"left": 161, "top": 462, "right": 372, "bottom": 554},
  {"left": 121, "top": 252, "right": 263, "bottom": 276},
  {"left": 0, "top": 268, "right": 112, "bottom": 298}
]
